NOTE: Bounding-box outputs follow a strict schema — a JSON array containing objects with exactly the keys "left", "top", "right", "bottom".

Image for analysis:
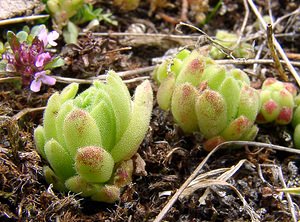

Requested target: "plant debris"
[{"left": 0, "top": 0, "right": 300, "bottom": 221}]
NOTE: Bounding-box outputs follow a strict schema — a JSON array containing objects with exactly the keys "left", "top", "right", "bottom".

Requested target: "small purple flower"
[
  {"left": 37, "top": 28, "right": 48, "bottom": 46},
  {"left": 3, "top": 28, "right": 62, "bottom": 91},
  {"left": 47, "top": 31, "right": 59, "bottom": 46},
  {"left": 35, "top": 52, "right": 51, "bottom": 67},
  {"left": 30, "top": 71, "right": 56, "bottom": 92},
  {"left": 38, "top": 27, "right": 59, "bottom": 47}
]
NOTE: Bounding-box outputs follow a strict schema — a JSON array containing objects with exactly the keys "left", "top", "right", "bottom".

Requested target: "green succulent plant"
[
  {"left": 256, "top": 78, "right": 297, "bottom": 125},
  {"left": 153, "top": 49, "right": 260, "bottom": 151},
  {"left": 209, "top": 30, "right": 254, "bottom": 59},
  {"left": 34, "top": 70, "right": 153, "bottom": 202}
]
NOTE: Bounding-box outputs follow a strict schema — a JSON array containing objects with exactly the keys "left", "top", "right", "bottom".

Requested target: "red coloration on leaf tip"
[
  {"left": 182, "top": 84, "right": 192, "bottom": 97},
  {"left": 263, "top": 78, "right": 276, "bottom": 86},
  {"left": 76, "top": 146, "right": 104, "bottom": 166},
  {"left": 277, "top": 107, "right": 293, "bottom": 123},
  {"left": 235, "top": 117, "right": 250, "bottom": 134},
  {"left": 188, "top": 59, "right": 204, "bottom": 73},
  {"left": 68, "top": 109, "right": 86, "bottom": 120},
  {"left": 264, "top": 100, "right": 278, "bottom": 114},
  {"left": 279, "top": 89, "right": 289, "bottom": 98},
  {"left": 205, "top": 91, "right": 224, "bottom": 113},
  {"left": 203, "top": 136, "right": 225, "bottom": 151},
  {"left": 284, "top": 83, "right": 297, "bottom": 96}
]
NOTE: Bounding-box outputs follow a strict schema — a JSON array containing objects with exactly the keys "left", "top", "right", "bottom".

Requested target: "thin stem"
[
  {"left": 266, "top": 24, "right": 288, "bottom": 81},
  {"left": 0, "top": 15, "right": 49, "bottom": 26},
  {"left": 273, "top": 7, "right": 300, "bottom": 29},
  {"left": 233, "top": 0, "right": 249, "bottom": 49},
  {"left": 247, "top": 0, "right": 300, "bottom": 86}
]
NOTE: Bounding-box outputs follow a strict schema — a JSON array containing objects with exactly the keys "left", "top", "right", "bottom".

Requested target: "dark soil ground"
[{"left": 1, "top": 0, "right": 300, "bottom": 221}]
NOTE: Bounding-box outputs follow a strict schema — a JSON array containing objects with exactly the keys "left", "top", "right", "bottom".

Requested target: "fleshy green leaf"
[
  {"left": 153, "top": 59, "right": 170, "bottom": 83},
  {"left": 260, "top": 99, "right": 280, "bottom": 123},
  {"left": 170, "top": 58, "right": 183, "bottom": 77},
  {"left": 292, "top": 106, "right": 300, "bottom": 128},
  {"left": 90, "top": 100, "right": 116, "bottom": 151},
  {"left": 171, "top": 83, "right": 198, "bottom": 133},
  {"left": 44, "top": 139, "right": 75, "bottom": 180},
  {"left": 105, "top": 70, "right": 132, "bottom": 144},
  {"left": 237, "top": 84, "right": 260, "bottom": 122},
  {"left": 276, "top": 89, "right": 294, "bottom": 108},
  {"left": 55, "top": 100, "right": 75, "bottom": 148},
  {"left": 43, "top": 166, "right": 66, "bottom": 191},
  {"left": 43, "top": 92, "right": 61, "bottom": 140},
  {"left": 75, "top": 146, "right": 114, "bottom": 183},
  {"left": 59, "top": 82, "right": 79, "bottom": 103},
  {"left": 220, "top": 116, "right": 252, "bottom": 141},
  {"left": 111, "top": 80, "right": 153, "bottom": 163},
  {"left": 201, "top": 64, "right": 226, "bottom": 90},
  {"left": 157, "top": 74, "right": 175, "bottom": 111},
  {"left": 175, "top": 50, "right": 206, "bottom": 86},
  {"left": 294, "top": 124, "right": 300, "bottom": 148},
  {"left": 33, "top": 126, "right": 46, "bottom": 159},
  {"left": 65, "top": 175, "right": 99, "bottom": 197},
  {"left": 228, "top": 68, "right": 250, "bottom": 85},
  {"left": 91, "top": 185, "right": 120, "bottom": 203},
  {"left": 63, "top": 108, "right": 102, "bottom": 157},
  {"left": 30, "top": 24, "right": 46, "bottom": 37},
  {"left": 219, "top": 76, "right": 240, "bottom": 123},
  {"left": 196, "top": 89, "right": 227, "bottom": 138},
  {"left": 240, "top": 125, "right": 259, "bottom": 141},
  {"left": 175, "top": 49, "right": 191, "bottom": 60}
]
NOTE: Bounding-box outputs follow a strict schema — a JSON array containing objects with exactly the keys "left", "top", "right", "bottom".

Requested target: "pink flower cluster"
[{"left": 2, "top": 27, "right": 59, "bottom": 92}]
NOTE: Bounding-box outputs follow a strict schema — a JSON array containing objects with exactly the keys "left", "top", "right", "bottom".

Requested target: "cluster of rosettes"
[
  {"left": 34, "top": 71, "right": 153, "bottom": 202},
  {"left": 0, "top": 25, "right": 63, "bottom": 92},
  {"left": 153, "top": 49, "right": 260, "bottom": 151},
  {"left": 256, "top": 78, "right": 297, "bottom": 125}
]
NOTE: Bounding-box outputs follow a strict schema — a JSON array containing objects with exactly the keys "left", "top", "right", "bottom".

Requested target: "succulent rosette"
[
  {"left": 256, "top": 78, "right": 297, "bottom": 125},
  {"left": 153, "top": 49, "right": 260, "bottom": 151},
  {"left": 34, "top": 71, "right": 153, "bottom": 202}
]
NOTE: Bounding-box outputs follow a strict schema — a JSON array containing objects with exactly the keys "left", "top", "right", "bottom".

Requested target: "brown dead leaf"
[{"left": 133, "top": 153, "right": 147, "bottom": 176}]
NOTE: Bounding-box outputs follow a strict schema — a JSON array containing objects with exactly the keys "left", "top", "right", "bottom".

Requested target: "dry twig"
[
  {"left": 153, "top": 141, "right": 300, "bottom": 222},
  {"left": 258, "top": 164, "right": 298, "bottom": 222},
  {"left": 0, "top": 15, "right": 49, "bottom": 26},
  {"left": 247, "top": 0, "right": 300, "bottom": 86},
  {"left": 266, "top": 24, "right": 288, "bottom": 81},
  {"left": 233, "top": 0, "right": 250, "bottom": 49}
]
